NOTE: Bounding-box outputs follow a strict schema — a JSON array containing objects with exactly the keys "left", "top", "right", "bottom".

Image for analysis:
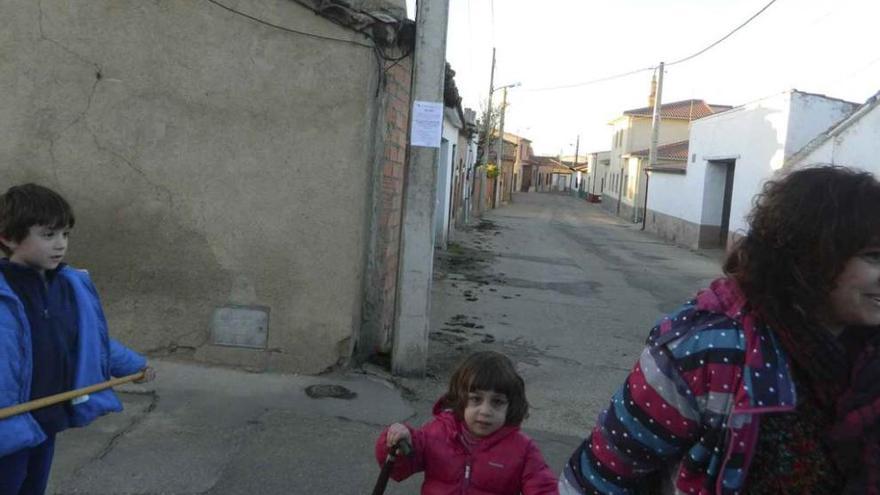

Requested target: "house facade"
[
  {"left": 513, "top": 135, "right": 534, "bottom": 193},
  {"left": 604, "top": 100, "right": 732, "bottom": 222},
  {"left": 451, "top": 109, "right": 478, "bottom": 229},
  {"left": 645, "top": 90, "right": 859, "bottom": 249},
  {"left": 435, "top": 107, "right": 464, "bottom": 248},
  {"left": 572, "top": 162, "right": 590, "bottom": 199},
  {"left": 487, "top": 133, "right": 519, "bottom": 206},
  {"left": 584, "top": 151, "right": 611, "bottom": 201},
  {"left": 532, "top": 156, "right": 572, "bottom": 192}
]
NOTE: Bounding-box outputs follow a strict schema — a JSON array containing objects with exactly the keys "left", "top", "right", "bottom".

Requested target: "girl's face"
[
  {"left": 464, "top": 389, "right": 508, "bottom": 437},
  {"left": 827, "top": 246, "right": 880, "bottom": 334}
]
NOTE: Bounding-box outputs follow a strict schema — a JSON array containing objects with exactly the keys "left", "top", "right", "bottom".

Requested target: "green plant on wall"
[{"left": 486, "top": 164, "right": 500, "bottom": 178}]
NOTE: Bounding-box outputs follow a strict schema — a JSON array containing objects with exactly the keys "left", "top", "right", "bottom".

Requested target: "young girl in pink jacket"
[{"left": 375, "top": 351, "right": 558, "bottom": 495}]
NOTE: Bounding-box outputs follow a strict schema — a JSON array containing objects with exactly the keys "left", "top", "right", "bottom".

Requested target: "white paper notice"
[{"left": 411, "top": 100, "right": 443, "bottom": 148}]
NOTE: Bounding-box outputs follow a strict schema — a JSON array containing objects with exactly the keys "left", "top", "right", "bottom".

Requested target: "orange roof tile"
[
  {"left": 630, "top": 140, "right": 689, "bottom": 161},
  {"left": 624, "top": 99, "right": 732, "bottom": 120}
]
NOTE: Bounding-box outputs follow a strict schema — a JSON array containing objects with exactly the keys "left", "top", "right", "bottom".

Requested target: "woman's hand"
[
  {"left": 134, "top": 366, "right": 156, "bottom": 384},
  {"left": 386, "top": 423, "right": 411, "bottom": 449}
]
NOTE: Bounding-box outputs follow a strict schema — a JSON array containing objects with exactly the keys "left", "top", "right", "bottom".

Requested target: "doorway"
[{"left": 703, "top": 159, "right": 736, "bottom": 248}]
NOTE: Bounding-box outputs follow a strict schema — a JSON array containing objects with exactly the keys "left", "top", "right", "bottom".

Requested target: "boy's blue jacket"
[{"left": 0, "top": 266, "right": 146, "bottom": 457}]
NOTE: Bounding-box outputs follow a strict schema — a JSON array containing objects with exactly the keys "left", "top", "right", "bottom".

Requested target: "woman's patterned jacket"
[{"left": 563, "top": 277, "right": 798, "bottom": 495}]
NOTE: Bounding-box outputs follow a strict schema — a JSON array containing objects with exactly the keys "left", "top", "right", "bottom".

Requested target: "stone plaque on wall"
[{"left": 211, "top": 305, "right": 269, "bottom": 349}]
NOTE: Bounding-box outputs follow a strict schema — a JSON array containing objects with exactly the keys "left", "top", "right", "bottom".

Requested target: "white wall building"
[
  {"left": 435, "top": 107, "right": 463, "bottom": 248},
  {"left": 584, "top": 151, "right": 611, "bottom": 200},
  {"left": 645, "top": 90, "right": 858, "bottom": 249},
  {"left": 605, "top": 100, "right": 731, "bottom": 222},
  {"left": 787, "top": 91, "right": 880, "bottom": 175}
]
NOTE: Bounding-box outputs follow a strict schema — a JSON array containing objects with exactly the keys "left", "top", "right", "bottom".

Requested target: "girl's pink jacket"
[{"left": 375, "top": 401, "right": 559, "bottom": 495}]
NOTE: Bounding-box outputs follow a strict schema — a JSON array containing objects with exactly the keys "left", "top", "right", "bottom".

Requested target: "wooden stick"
[{"left": 0, "top": 371, "right": 145, "bottom": 420}]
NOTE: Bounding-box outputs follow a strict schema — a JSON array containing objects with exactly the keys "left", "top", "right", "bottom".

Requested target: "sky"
[{"left": 405, "top": 0, "right": 880, "bottom": 156}]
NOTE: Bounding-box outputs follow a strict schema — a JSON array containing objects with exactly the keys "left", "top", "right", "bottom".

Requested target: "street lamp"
[
  {"left": 481, "top": 81, "right": 520, "bottom": 168},
  {"left": 495, "top": 82, "right": 521, "bottom": 92}
]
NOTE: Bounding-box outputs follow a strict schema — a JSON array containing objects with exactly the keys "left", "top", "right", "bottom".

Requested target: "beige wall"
[
  {"left": 606, "top": 116, "right": 689, "bottom": 219},
  {"left": 624, "top": 118, "right": 689, "bottom": 154},
  {"left": 0, "top": 0, "right": 403, "bottom": 373}
]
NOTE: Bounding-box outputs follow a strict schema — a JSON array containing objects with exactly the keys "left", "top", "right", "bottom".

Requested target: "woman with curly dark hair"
[{"left": 560, "top": 165, "right": 880, "bottom": 494}]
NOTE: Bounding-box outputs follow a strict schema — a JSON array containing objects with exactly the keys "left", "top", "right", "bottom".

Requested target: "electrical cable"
[
  {"left": 523, "top": 0, "right": 780, "bottom": 92},
  {"left": 205, "top": 0, "right": 373, "bottom": 48},
  {"left": 667, "top": 0, "right": 779, "bottom": 66},
  {"left": 523, "top": 66, "right": 656, "bottom": 92}
]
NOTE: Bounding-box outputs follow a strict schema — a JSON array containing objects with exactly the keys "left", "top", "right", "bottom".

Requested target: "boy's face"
[{"left": 2, "top": 224, "right": 70, "bottom": 274}]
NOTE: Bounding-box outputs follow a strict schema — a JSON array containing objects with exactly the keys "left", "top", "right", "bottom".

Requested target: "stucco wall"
[
  {"left": 625, "top": 117, "right": 690, "bottom": 155},
  {"left": 0, "top": 1, "right": 388, "bottom": 373},
  {"left": 646, "top": 170, "right": 698, "bottom": 223},
  {"left": 785, "top": 92, "right": 858, "bottom": 158},
  {"left": 793, "top": 103, "right": 880, "bottom": 176}
]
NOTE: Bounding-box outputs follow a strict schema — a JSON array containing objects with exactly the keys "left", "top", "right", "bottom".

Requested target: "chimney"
[{"left": 648, "top": 72, "right": 657, "bottom": 108}]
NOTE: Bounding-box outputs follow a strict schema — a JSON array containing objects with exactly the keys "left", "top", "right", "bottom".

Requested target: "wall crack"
[{"left": 37, "top": 0, "right": 102, "bottom": 73}]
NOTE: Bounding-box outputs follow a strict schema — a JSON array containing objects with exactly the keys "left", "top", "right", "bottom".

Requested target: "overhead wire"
[
  {"left": 666, "top": 0, "right": 779, "bottom": 66},
  {"left": 523, "top": 0, "right": 780, "bottom": 92},
  {"left": 205, "top": 0, "right": 373, "bottom": 48},
  {"left": 523, "top": 66, "right": 656, "bottom": 92}
]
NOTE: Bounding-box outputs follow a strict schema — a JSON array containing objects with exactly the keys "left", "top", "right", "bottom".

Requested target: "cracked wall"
[{"left": 1, "top": 0, "right": 384, "bottom": 373}]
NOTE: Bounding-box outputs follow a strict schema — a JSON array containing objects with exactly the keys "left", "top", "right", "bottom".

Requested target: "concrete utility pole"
[
  {"left": 392, "top": 0, "right": 450, "bottom": 376},
  {"left": 643, "top": 62, "right": 664, "bottom": 229},
  {"left": 494, "top": 87, "right": 508, "bottom": 207},
  {"left": 476, "top": 48, "right": 496, "bottom": 215}
]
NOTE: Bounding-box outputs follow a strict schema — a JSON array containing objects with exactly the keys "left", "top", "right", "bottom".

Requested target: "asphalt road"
[{"left": 47, "top": 191, "right": 722, "bottom": 494}]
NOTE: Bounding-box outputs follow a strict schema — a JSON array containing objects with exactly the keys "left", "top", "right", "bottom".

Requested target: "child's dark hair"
[
  {"left": 0, "top": 184, "right": 75, "bottom": 255},
  {"left": 441, "top": 351, "right": 529, "bottom": 425}
]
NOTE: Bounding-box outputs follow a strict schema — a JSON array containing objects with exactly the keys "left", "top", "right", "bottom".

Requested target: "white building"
[
  {"left": 645, "top": 90, "right": 858, "bottom": 249},
  {"left": 584, "top": 151, "right": 611, "bottom": 201},
  {"left": 787, "top": 91, "right": 880, "bottom": 174},
  {"left": 605, "top": 99, "right": 732, "bottom": 222},
  {"left": 435, "top": 107, "right": 464, "bottom": 248},
  {"left": 457, "top": 109, "right": 479, "bottom": 226}
]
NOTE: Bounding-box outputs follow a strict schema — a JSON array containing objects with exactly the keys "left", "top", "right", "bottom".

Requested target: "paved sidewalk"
[{"left": 50, "top": 360, "right": 419, "bottom": 494}]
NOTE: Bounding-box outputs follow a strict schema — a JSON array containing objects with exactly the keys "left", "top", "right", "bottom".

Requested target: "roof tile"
[{"left": 624, "top": 99, "right": 732, "bottom": 120}]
